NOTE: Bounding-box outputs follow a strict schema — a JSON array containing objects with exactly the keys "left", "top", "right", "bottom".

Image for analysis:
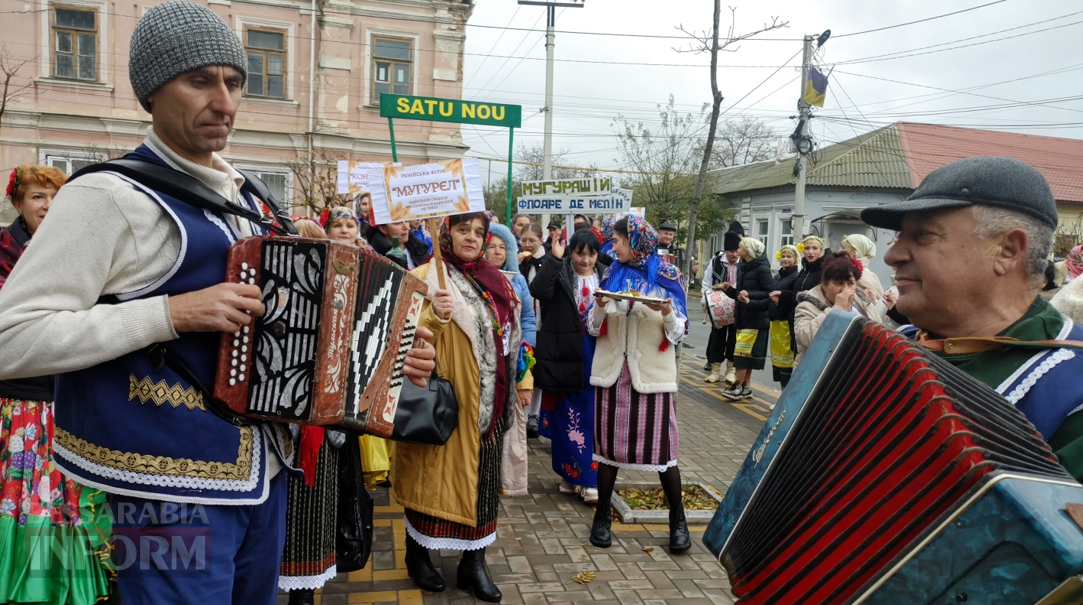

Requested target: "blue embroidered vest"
[{"left": 53, "top": 145, "right": 282, "bottom": 504}]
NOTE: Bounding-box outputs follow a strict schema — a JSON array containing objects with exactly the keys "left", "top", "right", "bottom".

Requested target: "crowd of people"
[{"left": 0, "top": 3, "right": 1082, "bottom": 605}]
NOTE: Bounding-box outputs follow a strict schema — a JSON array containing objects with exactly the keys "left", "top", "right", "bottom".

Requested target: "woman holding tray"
[{"left": 586, "top": 216, "right": 691, "bottom": 554}]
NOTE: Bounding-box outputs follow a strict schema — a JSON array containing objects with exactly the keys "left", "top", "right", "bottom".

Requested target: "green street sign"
[{"left": 380, "top": 94, "right": 522, "bottom": 128}]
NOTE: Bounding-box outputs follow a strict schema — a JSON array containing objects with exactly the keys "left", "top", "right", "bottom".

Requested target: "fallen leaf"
[
  {"left": 571, "top": 571, "right": 596, "bottom": 585},
  {"left": 642, "top": 547, "right": 654, "bottom": 553},
  {"left": 515, "top": 537, "right": 522, "bottom": 542}
]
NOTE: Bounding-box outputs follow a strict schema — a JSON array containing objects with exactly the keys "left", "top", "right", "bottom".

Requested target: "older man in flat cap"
[
  {"left": 861, "top": 156, "right": 1083, "bottom": 480},
  {"left": 0, "top": 1, "right": 434, "bottom": 603}
]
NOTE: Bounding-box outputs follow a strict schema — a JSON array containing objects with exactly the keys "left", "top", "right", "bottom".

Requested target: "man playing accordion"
[
  {"left": 861, "top": 156, "right": 1083, "bottom": 480},
  {"left": 0, "top": 2, "right": 435, "bottom": 603}
]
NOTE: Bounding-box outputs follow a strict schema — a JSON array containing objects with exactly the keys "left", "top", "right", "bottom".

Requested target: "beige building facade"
[{"left": 0, "top": 0, "right": 473, "bottom": 220}]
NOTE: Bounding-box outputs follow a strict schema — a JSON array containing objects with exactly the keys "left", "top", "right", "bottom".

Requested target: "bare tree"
[
  {"left": 675, "top": 5, "right": 789, "bottom": 283},
  {"left": 285, "top": 148, "right": 349, "bottom": 214},
  {"left": 712, "top": 117, "right": 778, "bottom": 168},
  {"left": 514, "top": 141, "right": 597, "bottom": 182},
  {"left": 0, "top": 45, "right": 36, "bottom": 138},
  {"left": 613, "top": 96, "right": 706, "bottom": 232}
]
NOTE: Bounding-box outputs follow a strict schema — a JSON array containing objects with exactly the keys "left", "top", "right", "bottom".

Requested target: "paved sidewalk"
[{"left": 288, "top": 354, "right": 775, "bottom": 605}]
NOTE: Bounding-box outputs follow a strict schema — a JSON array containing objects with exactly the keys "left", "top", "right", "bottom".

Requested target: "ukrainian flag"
[{"left": 803, "top": 66, "right": 828, "bottom": 108}]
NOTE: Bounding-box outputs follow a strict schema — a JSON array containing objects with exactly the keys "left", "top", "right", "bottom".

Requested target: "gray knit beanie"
[{"left": 129, "top": 1, "right": 247, "bottom": 113}]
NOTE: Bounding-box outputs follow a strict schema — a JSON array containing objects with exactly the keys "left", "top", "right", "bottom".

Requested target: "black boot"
[
  {"left": 405, "top": 534, "right": 446, "bottom": 592},
  {"left": 526, "top": 415, "right": 540, "bottom": 439},
  {"left": 287, "top": 589, "right": 315, "bottom": 605},
  {"left": 669, "top": 508, "right": 691, "bottom": 554},
  {"left": 457, "top": 548, "right": 502, "bottom": 602},
  {"left": 589, "top": 504, "right": 613, "bottom": 548}
]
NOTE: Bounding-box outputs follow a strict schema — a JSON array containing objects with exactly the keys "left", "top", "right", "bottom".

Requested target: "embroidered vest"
[{"left": 53, "top": 145, "right": 279, "bottom": 504}]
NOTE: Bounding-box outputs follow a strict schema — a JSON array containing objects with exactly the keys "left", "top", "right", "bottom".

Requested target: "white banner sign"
[
  {"left": 369, "top": 158, "right": 485, "bottom": 225},
  {"left": 627, "top": 207, "right": 646, "bottom": 219},
  {"left": 516, "top": 179, "right": 631, "bottom": 213},
  {"left": 336, "top": 161, "right": 383, "bottom": 196}
]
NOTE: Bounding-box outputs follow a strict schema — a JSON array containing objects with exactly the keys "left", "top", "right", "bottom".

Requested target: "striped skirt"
[
  {"left": 593, "top": 364, "right": 679, "bottom": 472},
  {"left": 404, "top": 428, "right": 504, "bottom": 551},
  {"left": 279, "top": 440, "right": 341, "bottom": 591}
]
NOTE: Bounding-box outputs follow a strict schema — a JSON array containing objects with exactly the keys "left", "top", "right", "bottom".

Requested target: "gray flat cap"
[
  {"left": 861, "top": 156, "right": 1057, "bottom": 231},
  {"left": 659, "top": 221, "right": 678, "bottom": 232},
  {"left": 129, "top": 1, "right": 247, "bottom": 113}
]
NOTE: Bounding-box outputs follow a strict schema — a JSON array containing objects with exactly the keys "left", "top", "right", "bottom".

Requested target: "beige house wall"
[{"left": 0, "top": 0, "right": 471, "bottom": 217}]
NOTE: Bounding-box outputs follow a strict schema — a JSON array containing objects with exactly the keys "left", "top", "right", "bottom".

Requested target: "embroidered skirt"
[
  {"left": 734, "top": 328, "right": 768, "bottom": 370},
  {"left": 770, "top": 320, "right": 795, "bottom": 385},
  {"left": 404, "top": 428, "right": 503, "bottom": 551},
  {"left": 0, "top": 398, "right": 111, "bottom": 605},
  {"left": 593, "top": 364, "right": 679, "bottom": 472},
  {"left": 279, "top": 440, "right": 341, "bottom": 591},
  {"left": 543, "top": 335, "right": 598, "bottom": 487}
]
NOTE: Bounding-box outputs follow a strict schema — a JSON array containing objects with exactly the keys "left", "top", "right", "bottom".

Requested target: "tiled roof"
[
  {"left": 713, "top": 122, "right": 1083, "bottom": 204},
  {"left": 896, "top": 122, "right": 1083, "bottom": 204}
]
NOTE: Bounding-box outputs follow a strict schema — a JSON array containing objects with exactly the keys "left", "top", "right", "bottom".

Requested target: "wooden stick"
[{"left": 427, "top": 217, "right": 447, "bottom": 291}]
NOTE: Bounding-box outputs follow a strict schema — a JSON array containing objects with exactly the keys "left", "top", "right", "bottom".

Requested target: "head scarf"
[
  {"left": 320, "top": 206, "right": 357, "bottom": 229},
  {"left": 775, "top": 244, "right": 799, "bottom": 262},
  {"left": 842, "top": 233, "right": 876, "bottom": 261},
  {"left": 600, "top": 216, "right": 616, "bottom": 241},
  {"left": 439, "top": 214, "right": 516, "bottom": 340},
  {"left": 798, "top": 235, "right": 825, "bottom": 251},
  {"left": 600, "top": 216, "right": 688, "bottom": 319},
  {"left": 739, "top": 237, "right": 766, "bottom": 259},
  {"left": 1067, "top": 245, "right": 1083, "bottom": 280}
]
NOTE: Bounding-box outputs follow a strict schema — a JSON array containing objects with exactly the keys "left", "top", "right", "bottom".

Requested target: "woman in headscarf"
[
  {"left": 1065, "top": 244, "right": 1083, "bottom": 284},
  {"left": 774, "top": 235, "right": 828, "bottom": 355},
  {"left": 322, "top": 206, "right": 373, "bottom": 252},
  {"left": 0, "top": 165, "right": 111, "bottom": 604},
  {"left": 586, "top": 216, "right": 691, "bottom": 554},
  {"left": 598, "top": 216, "right": 617, "bottom": 260},
  {"left": 764, "top": 245, "right": 800, "bottom": 389},
  {"left": 394, "top": 213, "right": 533, "bottom": 603},
  {"left": 486, "top": 222, "right": 537, "bottom": 498},
  {"left": 841, "top": 233, "right": 884, "bottom": 300},
  {"left": 719, "top": 237, "right": 774, "bottom": 401}
]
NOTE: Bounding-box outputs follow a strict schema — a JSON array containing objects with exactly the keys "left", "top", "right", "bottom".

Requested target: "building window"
[
  {"left": 52, "top": 6, "right": 97, "bottom": 81},
  {"left": 44, "top": 153, "right": 99, "bottom": 175},
  {"left": 780, "top": 217, "right": 793, "bottom": 247},
  {"left": 250, "top": 170, "right": 290, "bottom": 204},
  {"left": 756, "top": 219, "right": 769, "bottom": 240},
  {"left": 245, "top": 28, "right": 287, "bottom": 99},
  {"left": 372, "top": 37, "right": 412, "bottom": 103}
]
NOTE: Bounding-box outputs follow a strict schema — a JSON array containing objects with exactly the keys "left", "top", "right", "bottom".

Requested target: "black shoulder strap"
[{"left": 71, "top": 159, "right": 297, "bottom": 236}]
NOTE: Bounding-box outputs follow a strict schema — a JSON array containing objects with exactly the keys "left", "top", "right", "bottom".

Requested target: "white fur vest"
[{"left": 590, "top": 301, "right": 678, "bottom": 394}]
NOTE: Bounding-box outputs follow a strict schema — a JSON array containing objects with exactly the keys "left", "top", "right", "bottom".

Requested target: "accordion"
[
  {"left": 214, "top": 236, "right": 427, "bottom": 436},
  {"left": 703, "top": 313, "right": 1083, "bottom": 605}
]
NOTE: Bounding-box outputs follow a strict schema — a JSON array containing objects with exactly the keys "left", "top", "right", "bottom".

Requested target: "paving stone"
[{"left": 330, "top": 354, "right": 765, "bottom": 604}]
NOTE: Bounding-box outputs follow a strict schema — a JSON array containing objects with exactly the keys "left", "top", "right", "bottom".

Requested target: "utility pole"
[
  {"left": 792, "top": 34, "right": 814, "bottom": 241},
  {"left": 519, "top": 0, "right": 584, "bottom": 229}
]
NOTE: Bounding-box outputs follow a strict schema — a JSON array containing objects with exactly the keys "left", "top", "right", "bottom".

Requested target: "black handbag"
[
  {"left": 389, "top": 367, "right": 458, "bottom": 446},
  {"left": 335, "top": 436, "right": 374, "bottom": 572}
]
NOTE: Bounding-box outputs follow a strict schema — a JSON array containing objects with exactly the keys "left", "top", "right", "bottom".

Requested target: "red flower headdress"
[{"left": 5, "top": 168, "right": 19, "bottom": 199}]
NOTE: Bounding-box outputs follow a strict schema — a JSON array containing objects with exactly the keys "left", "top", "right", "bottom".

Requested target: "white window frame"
[
  {"left": 238, "top": 166, "right": 292, "bottom": 206},
  {"left": 778, "top": 215, "right": 794, "bottom": 248},
  {"left": 41, "top": 150, "right": 103, "bottom": 175},
  {"left": 363, "top": 29, "right": 420, "bottom": 108},
  {"left": 40, "top": 0, "right": 108, "bottom": 83},
  {"left": 235, "top": 16, "right": 296, "bottom": 102}
]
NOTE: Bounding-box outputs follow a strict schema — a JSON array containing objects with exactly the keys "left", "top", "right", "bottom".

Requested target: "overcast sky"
[{"left": 458, "top": 0, "right": 1083, "bottom": 182}]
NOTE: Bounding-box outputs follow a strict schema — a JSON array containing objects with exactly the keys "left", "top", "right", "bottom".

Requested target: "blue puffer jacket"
[{"left": 489, "top": 223, "right": 537, "bottom": 347}]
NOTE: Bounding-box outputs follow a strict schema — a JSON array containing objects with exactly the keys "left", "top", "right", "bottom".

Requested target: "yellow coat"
[{"left": 391, "top": 260, "right": 532, "bottom": 526}]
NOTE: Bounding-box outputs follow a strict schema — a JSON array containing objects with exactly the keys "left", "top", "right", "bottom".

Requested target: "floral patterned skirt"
[
  {"left": 0, "top": 398, "right": 111, "bottom": 604},
  {"left": 541, "top": 334, "right": 598, "bottom": 487}
]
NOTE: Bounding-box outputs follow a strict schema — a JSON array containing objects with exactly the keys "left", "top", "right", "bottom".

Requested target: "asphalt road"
[{"left": 681, "top": 296, "right": 782, "bottom": 395}]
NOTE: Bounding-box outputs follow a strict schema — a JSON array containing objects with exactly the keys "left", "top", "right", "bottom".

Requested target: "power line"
[
  {"left": 832, "top": 0, "right": 1009, "bottom": 38},
  {"left": 462, "top": 5, "right": 521, "bottom": 89}
]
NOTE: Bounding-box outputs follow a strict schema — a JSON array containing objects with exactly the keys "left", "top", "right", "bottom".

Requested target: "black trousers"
[{"left": 706, "top": 324, "right": 737, "bottom": 363}]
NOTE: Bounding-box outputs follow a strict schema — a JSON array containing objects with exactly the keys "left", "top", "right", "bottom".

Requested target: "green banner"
[{"left": 380, "top": 94, "right": 522, "bottom": 128}]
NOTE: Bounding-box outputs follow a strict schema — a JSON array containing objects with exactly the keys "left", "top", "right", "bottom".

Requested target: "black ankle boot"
[
  {"left": 669, "top": 508, "right": 691, "bottom": 554},
  {"left": 590, "top": 504, "right": 613, "bottom": 548},
  {"left": 287, "top": 589, "right": 315, "bottom": 605},
  {"left": 405, "top": 535, "right": 446, "bottom": 592},
  {"left": 457, "top": 548, "right": 501, "bottom": 602}
]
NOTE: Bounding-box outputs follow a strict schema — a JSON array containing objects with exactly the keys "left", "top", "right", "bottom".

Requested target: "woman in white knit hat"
[{"left": 841, "top": 233, "right": 885, "bottom": 301}]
